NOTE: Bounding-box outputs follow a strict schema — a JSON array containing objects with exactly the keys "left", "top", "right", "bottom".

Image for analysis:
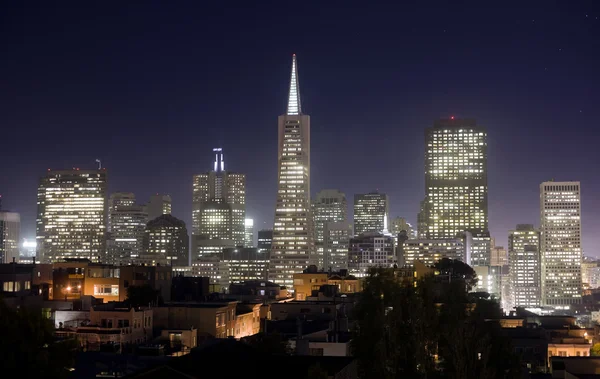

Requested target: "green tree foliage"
[
  {"left": 126, "top": 284, "right": 161, "bottom": 307},
  {"left": 352, "top": 267, "right": 521, "bottom": 379},
  {"left": 591, "top": 343, "right": 600, "bottom": 356},
  {"left": 0, "top": 300, "right": 78, "bottom": 378}
]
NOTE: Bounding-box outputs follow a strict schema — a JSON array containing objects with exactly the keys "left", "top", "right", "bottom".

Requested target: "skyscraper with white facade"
[
  {"left": 244, "top": 218, "right": 254, "bottom": 247},
  {"left": 36, "top": 169, "right": 107, "bottom": 263},
  {"left": 509, "top": 224, "right": 541, "bottom": 308},
  {"left": 192, "top": 148, "right": 245, "bottom": 260},
  {"left": 269, "top": 54, "right": 313, "bottom": 288},
  {"left": 353, "top": 192, "right": 389, "bottom": 236},
  {"left": 312, "top": 189, "right": 347, "bottom": 268},
  {"left": 106, "top": 192, "right": 148, "bottom": 265},
  {"left": 540, "top": 181, "right": 582, "bottom": 307}
]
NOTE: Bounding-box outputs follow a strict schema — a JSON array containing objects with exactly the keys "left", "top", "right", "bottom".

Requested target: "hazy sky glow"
[{"left": 1, "top": 1, "right": 599, "bottom": 255}]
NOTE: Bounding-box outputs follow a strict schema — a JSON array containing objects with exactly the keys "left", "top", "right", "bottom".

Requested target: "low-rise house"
[
  {"left": 154, "top": 301, "right": 237, "bottom": 339},
  {"left": 234, "top": 303, "right": 261, "bottom": 338}
]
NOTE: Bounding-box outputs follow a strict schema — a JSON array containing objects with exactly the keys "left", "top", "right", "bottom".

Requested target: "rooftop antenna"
[{"left": 95, "top": 159, "right": 102, "bottom": 169}]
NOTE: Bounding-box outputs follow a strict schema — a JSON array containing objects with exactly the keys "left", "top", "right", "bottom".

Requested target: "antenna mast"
[{"left": 95, "top": 159, "right": 102, "bottom": 169}]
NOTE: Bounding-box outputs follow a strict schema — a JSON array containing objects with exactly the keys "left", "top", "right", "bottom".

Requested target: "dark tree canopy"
[
  {"left": 126, "top": 284, "right": 161, "bottom": 307},
  {"left": 241, "top": 332, "right": 290, "bottom": 355},
  {"left": 434, "top": 258, "right": 478, "bottom": 290}
]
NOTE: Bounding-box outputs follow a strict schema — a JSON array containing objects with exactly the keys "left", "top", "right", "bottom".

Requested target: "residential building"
[
  {"left": 324, "top": 222, "right": 352, "bottom": 271},
  {"left": 36, "top": 169, "right": 107, "bottom": 263},
  {"left": 402, "top": 238, "right": 466, "bottom": 267},
  {"left": 353, "top": 192, "right": 389, "bottom": 236},
  {"left": 423, "top": 118, "right": 488, "bottom": 239},
  {"left": 348, "top": 232, "right": 395, "bottom": 277},
  {"left": 0, "top": 211, "right": 20, "bottom": 263},
  {"left": 141, "top": 214, "right": 189, "bottom": 266},
  {"left": 147, "top": 194, "right": 172, "bottom": 221},
  {"left": 192, "top": 148, "right": 245, "bottom": 260},
  {"left": 509, "top": 224, "right": 541, "bottom": 308},
  {"left": 106, "top": 192, "right": 148, "bottom": 265},
  {"left": 234, "top": 303, "right": 261, "bottom": 339},
  {"left": 312, "top": 189, "right": 347, "bottom": 268},
  {"left": 257, "top": 229, "right": 273, "bottom": 254},
  {"left": 540, "top": 181, "right": 582, "bottom": 307},
  {"left": 154, "top": 301, "right": 238, "bottom": 338},
  {"left": 244, "top": 218, "right": 254, "bottom": 247},
  {"left": 269, "top": 54, "right": 313, "bottom": 288},
  {"left": 293, "top": 266, "right": 362, "bottom": 301}
]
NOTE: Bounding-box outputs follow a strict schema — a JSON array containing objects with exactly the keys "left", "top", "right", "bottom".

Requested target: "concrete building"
[
  {"left": 582, "top": 259, "right": 600, "bottom": 289},
  {"left": 312, "top": 189, "right": 347, "bottom": 268},
  {"left": 353, "top": 192, "right": 389, "bottom": 236},
  {"left": 465, "top": 230, "right": 492, "bottom": 267},
  {"left": 423, "top": 118, "right": 488, "bottom": 240},
  {"left": 146, "top": 194, "right": 171, "bottom": 221},
  {"left": 324, "top": 222, "right": 352, "bottom": 271},
  {"left": 390, "top": 217, "right": 416, "bottom": 239},
  {"left": 36, "top": 169, "right": 107, "bottom": 263},
  {"left": 142, "top": 214, "right": 189, "bottom": 266},
  {"left": 154, "top": 301, "right": 238, "bottom": 339},
  {"left": 348, "top": 232, "right": 395, "bottom": 277},
  {"left": 0, "top": 211, "right": 20, "bottom": 263},
  {"left": 269, "top": 54, "right": 314, "bottom": 288},
  {"left": 192, "top": 148, "right": 245, "bottom": 261},
  {"left": 257, "top": 229, "right": 273, "bottom": 254},
  {"left": 244, "top": 218, "right": 254, "bottom": 247},
  {"left": 106, "top": 192, "right": 148, "bottom": 265},
  {"left": 491, "top": 245, "right": 508, "bottom": 266},
  {"left": 402, "top": 238, "right": 466, "bottom": 267},
  {"left": 509, "top": 224, "right": 541, "bottom": 308},
  {"left": 540, "top": 181, "right": 582, "bottom": 307}
]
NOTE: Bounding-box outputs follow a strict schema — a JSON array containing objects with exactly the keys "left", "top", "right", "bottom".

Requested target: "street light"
[{"left": 65, "top": 286, "right": 71, "bottom": 301}]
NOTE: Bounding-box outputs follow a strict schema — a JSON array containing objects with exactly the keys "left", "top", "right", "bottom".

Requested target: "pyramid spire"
[{"left": 286, "top": 54, "right": 301, "bottom": 115}]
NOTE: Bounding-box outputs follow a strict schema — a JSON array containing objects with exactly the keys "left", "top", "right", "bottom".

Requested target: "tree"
[
  {"left": 241, "top": 332, "right": 290, "bottom": 355},
  {"left": 306, "top": 363, "right": 328, "bottom": 379},
  {"left": 591, "top": 343, "right": 600, "bottom": 356},
  {"left": 126, "top": 284, "right": 161, "bottom": 307},
  {"left": 434, "top": 258, "right": 478, "bottom": 290},
  {"left": 0, "top": 300, "right": 78, "bottom": 379}
]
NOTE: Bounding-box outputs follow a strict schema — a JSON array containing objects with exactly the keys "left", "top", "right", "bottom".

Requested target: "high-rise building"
[
  {"left": 509, "top": 224, "right": 541, "bottom": 308},
  {"left": 348, "top": 232, "right": 395, "bottom": 277},
  {"left": 324, "top": 221, "right": 352, "bottom": 271},
  {"left": 36, "top": 169, "right": 107, "bottom": 263},
  {"left": 423, "top": 118, "right": 488, "bottom": 239},
  {"left": 269, "top": 54, "right": 313, "bottom": 288},
  {"left": 464, "top": 230, "right": 492, "bottom": 267},
  {"left": 403, "top": 238, "right": 466, "bottom": 267},
  {"left": 147, "top": 194, "right": 172, "bottom": 221},
  {"left": 141, "top": 214, "right": 189, "bottom": 266},
  {"left": 390, "top": 217, "right": 416, "bottom": 239},
  {"left": 257, "top": 229, "right": 273, "bottom": 254},
  {"left": 244, "top": 218, "right": 254, "bottom": 247},
  {"left": 540, "top": 181, "right": 582, "bottom": 307},
  {"left": 0, "top": 211, "right": 20, "bottom": 263},
  {"left": 192, "top": 148, "right": 245, "bottom": 260},
  {"left": 106, "top": 192, "right": 148, "bottom": 265},
  {"left": 491, "top": 245, "right": 508, "bottom": 267},
  {"left": 353, "top": 192, "right": 389, "bottom": 236},
  {"left": 312, "top": 189, "right": 347, "bottom": 268}
]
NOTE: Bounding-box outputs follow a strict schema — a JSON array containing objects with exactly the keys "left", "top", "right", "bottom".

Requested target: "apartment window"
[
  {"left": 309, "top": 348, "right": 324, "bottom": 356},
  {"left": 93, "top": 284, "right": 119, "bottom": 296},
  {"left": 25, "top": 281, "right": 31, "bottom": 290},
  {"left": 3, "top": 282, "right": 14, "bottom": 292}
]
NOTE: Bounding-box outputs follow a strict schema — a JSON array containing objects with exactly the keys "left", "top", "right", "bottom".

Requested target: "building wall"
[
  {"left": 293, "top": 272, "right": 328, "bottom": 300},
  {"left": 154, "top": 303, "right": 237, "bottom": 338},
  {"left": 308, "top": 341, "right": 350, "bottom": 357}
]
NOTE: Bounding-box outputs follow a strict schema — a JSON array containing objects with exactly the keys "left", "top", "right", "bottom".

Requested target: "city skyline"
[{"left": 1, "top": 2, "right": 599, "bottom": 256}]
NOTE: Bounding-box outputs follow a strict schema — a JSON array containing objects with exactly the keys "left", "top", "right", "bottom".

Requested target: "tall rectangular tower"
[
  {"left": 424, "top": 118, "right": 488, "bottom": 239},
  {"left": 106, "top": 192, "right": 148, "bottom": 265},
  {"left": 509, "top": 224, "right": 541, "bottom": 308},
  {"left": 353, "top": 192, "right": 389, "bottom": 236},
  {"left": 312, "top": 189, "right": 347, "bottom": 268},
  {"left": 540, "top": 181, "right": 582, "bottom": 306},
  {"left": 36, "top": 169, "right": 107, "bottom": 263},
  {"left": 192, "top": 148, "right": 246, "bottom": 260},
  {"left": 269, "top": 55, "right": 313, "bottom": 287},
  {"left": 0, "top": 211, "right": 20, "bottom": 263}
]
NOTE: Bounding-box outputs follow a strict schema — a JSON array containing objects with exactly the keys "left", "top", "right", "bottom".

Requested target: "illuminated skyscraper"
[
  {"left": 509, "top": 224, "right": 540, "bottom": 308},
  {"left": 269, "top": 54, "right": 313, "bottom": 287},
  {"left": 324, "top": 221, "right": 352, "bottom": 271},
  {"left": 312, "top": 189, "right": 347, "bottom": 268},
  {"left": 106, "top": 192, "right": 148, "bottom": 265},
  {"left": 0, "top": 211, "right": 20, "bottom": 263},
  {"left": 147, "top": 194, "right": 171, "bottom": 221},
  {"left": 353, "top": 192, "right": 389, "bottom": 236},
  {"left": 192, "top": 148, "right": 245, "bottom": 260},
  {"left": 244, "top": 218, "right": 254, "bottom": 247},
  {"left": 36, "top": 169, "right": 107, "bottom": 263},
  {"left": 424, "top": 118, "right": 488, "bottom": 239},
  {"left": 142, "top": 214, "right": 189, "bottom": 266},
  {"left": 540, "top": 181, "right": 582, "bottom": 306},
  {"left": 257, "top": 229, "right": 273, "bottom": 254}
]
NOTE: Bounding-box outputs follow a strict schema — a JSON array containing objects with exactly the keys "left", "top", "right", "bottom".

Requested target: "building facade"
[
  {"left": 141, "top": 214, "right": 189, "bottom": 266},
  {"left": 244, "top": 218, "right": 254, "bottom": 247},
  {"left": 257, "top": 229, "right": 273, "bottom": 254},
  {"left": 509, "top": 224, "right": 541, "bottom": 308},
  {"left": 402, "top": 238, "right": 465, "bottom": 267},
  {"left": 146, "top": 194, "right": 172, "bottom": 221},
  {"left": 312, "top": 189, "right": 347, "bottom": 268},
  {"left": 540, "top": 181, "right": 582, "bottom": 307},
  {"left": 324, "top": 221, "right": 352, "bottom": 271},
  {"left": 423, "top": 118, "right": 488, "bottom": 239},
  {"left": 348, "top": 232, "right": 395, "bottom": 277},
  {"left": 491, "top": 245, "right": 508, "bottom": 267},
  {"left": 106, "top": 192, "right": 148, "bottom": 265},
  {"left": 269, "top": 54, "right": 313, "bottom": 288},
  {"left": 192, "top": 148, "right": 245, "bottom": 261},
  {"left": 0, "top": 211, "right": 20, "bottom": 264},
  {"left": 36, "top": 169, "right": 107, "bottom": 263},
  {"left": 353, "top": 192, "right": 389, "bottom": 236}
]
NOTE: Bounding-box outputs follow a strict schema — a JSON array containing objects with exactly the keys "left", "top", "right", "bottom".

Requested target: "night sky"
[{"left": 1, "top": 1, "right": 599, "bottom": 255}]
